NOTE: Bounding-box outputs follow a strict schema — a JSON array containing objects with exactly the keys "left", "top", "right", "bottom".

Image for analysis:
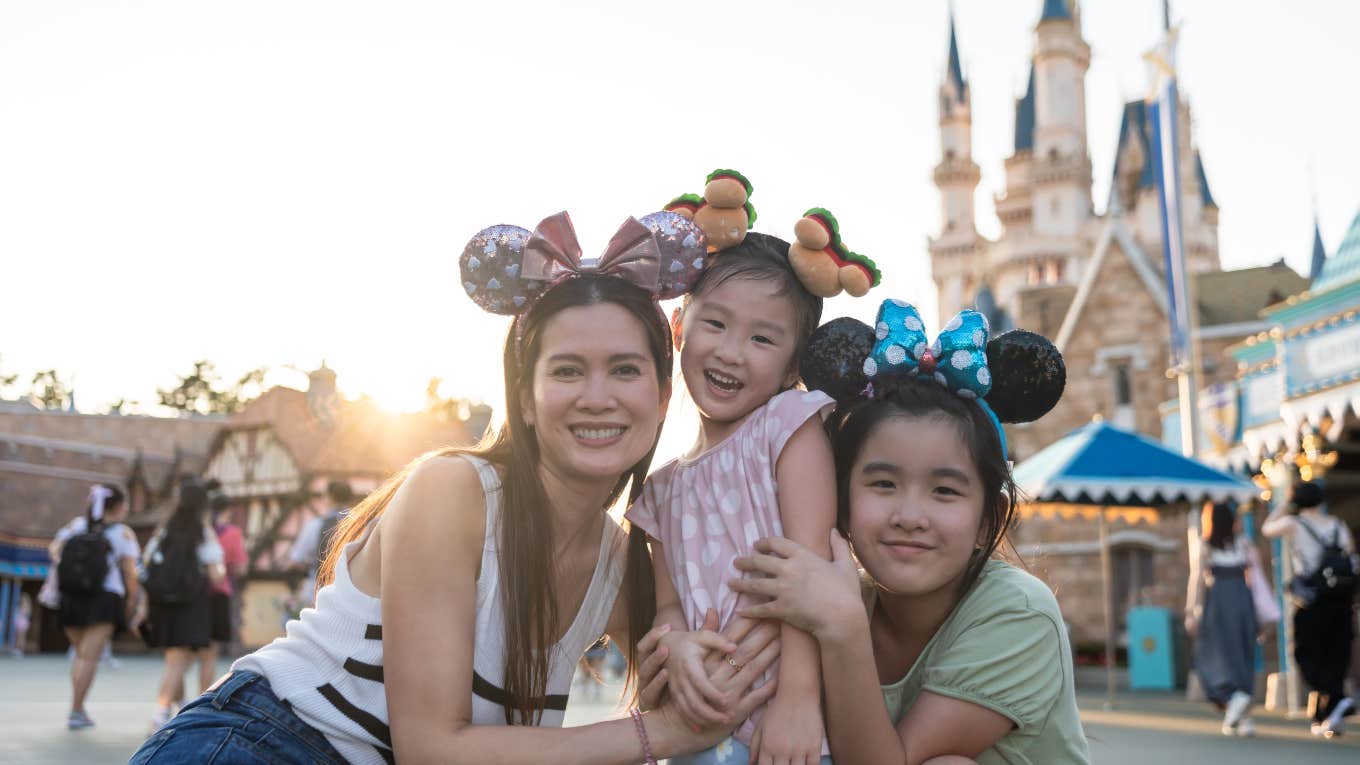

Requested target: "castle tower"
[
  {"left": 1030, "top": 0, "right": 1092, "bottom": 237},
  {"left": 928, "top": 9, "right": 986, "bottom": 322}
]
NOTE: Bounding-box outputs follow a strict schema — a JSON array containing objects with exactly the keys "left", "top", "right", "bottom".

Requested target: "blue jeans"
[
  {"left": 673, "top": 736, "right": 834, "bottom": 765},
  {"left": 128, "top": 671, "right": 345, "bottom": 765}
]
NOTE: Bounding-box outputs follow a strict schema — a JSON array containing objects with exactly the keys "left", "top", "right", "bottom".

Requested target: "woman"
[
  {"left": 131, "top": 219, "right": 778, "bottom": 764},
  {"left": 49, "top": 483, "right": 141, "bottom": 729},
  {"left": 1185, "top": 502, "right": 1261, "bottom": 736},
  {"left": 1262, "top": 481, "right": 1357, "bottom": 737},
  {"left": 142, "top": 480, "right": 226, "bottom": 730}
]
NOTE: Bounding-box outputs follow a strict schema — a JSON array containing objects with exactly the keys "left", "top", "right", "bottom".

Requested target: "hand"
[
  {"left": 660, "top": 609, "right": 738, "bottom": 728},
  {"left": 650, "top": 626, "right": 782, "bottom": 756},
  {"left": 750, "top": 692, "right": 825, "bottom": 765},
  {"left": 730, "top": 531, "right": 863, "bottom": 642},
  {"left": 635, "top": 623, "right": 673, "bottom": 711}
]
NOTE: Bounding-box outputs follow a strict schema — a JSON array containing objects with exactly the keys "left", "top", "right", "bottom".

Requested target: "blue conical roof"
[
  {"left": 1312, "top": 209, "right": 1360, "bottom": 292},
  {"left": 1014, "top": 68, "right": 1036, "bottom": 152},
  {"left": 945, "top": 13, "right": 966, "bottom": 103},
  {"left": 1040, "top": 0, "right": 1072, "bottom": 22},
  {"left": 1309, "top": 218, "right": 1328, "bottom": 282}
]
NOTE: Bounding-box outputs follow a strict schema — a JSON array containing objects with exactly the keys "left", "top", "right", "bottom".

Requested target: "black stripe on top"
[
  {"left": 471, "top": 671, "right": 569, "bottom": 712},
  {"left": 317, "top": 683, "right": 393, "bottom": 749},
  {"left": 344, "top": 658, "right": 384, "bottom": 683},
  {"left": 364, "top": 624, "right": 382, "bottom": 640}
]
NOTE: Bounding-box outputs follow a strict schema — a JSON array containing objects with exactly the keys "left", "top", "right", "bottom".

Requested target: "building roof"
[
  {"left": 1191, "top": 261, "right": 1308, "bottom": 326},
  {"left": 1014, "top": 68, "right": 1036, "bottom": 153},
  {"left": 1312, "top": 209, "right": 1360, "bottom": 292},
  {"left": 1309, "top": 218, "right": 1328, "bottom": 281},
  {"left": 945, "top": 12, "right": 966, "bottom": 104},
  {"left": 1040, "top": 0, "right": 1073, "bottom": 22},
  {"left": 1111, "top": 100, "right": 1215, "bottom": 211},
  {"left": 228, "top": 386, "right": 476, "bottom": 478}
]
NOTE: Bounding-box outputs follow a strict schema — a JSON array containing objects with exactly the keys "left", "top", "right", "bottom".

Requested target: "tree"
[
  {"left": 30, "top": 369, "right": 70, "bottom": 410},
  {"left": 158, "top": 361, "right": 268, "bottom": 415}
]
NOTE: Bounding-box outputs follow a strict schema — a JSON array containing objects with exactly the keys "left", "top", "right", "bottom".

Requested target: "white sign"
[
  {"left": 1304, "top": 323, "right": 1360, "bottom": 383},
  {"left": 1245, "top": 372, "right": 1282, "bottom": 421}
]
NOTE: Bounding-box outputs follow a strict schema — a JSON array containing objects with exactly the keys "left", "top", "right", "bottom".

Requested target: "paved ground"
[{"left": 1, "top": 654, "right": 1356, "bottom": 763}]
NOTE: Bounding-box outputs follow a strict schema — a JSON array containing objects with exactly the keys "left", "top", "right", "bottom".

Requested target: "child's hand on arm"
[{"left": 751, "top": 683, "right": 825, "bottom": 765}]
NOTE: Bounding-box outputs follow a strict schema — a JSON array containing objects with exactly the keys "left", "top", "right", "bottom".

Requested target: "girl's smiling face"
[
  {"left": 845, "top": 414, "right": 986, "bottom": 599},
  {"left": 679, "top": 276, "right": 800, "bottom": 441}
]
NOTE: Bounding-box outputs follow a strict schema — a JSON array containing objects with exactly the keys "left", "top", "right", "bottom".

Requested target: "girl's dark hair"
[
  {"left": 827, "top": 374, "right": 1017, "bottom": 596},
  {"left": 684, "top": 232, "right": 823, "bottom": 365},
  {"left": 166, "top": 482, "right": 210, "bottom": 543},
  {"left": 1203, "top": 502, "right": 1237, "bottom": 550},
  {"left": 318, "top": 274, "right": 666, "bottom": 724},
  {"left": 85, "top": 483, "right": 126, "bottom": 526}
]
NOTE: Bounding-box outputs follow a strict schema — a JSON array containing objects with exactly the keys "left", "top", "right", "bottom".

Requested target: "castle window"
[{"left": 1113, "top": 362, "right": 1133, "bottom": 406}]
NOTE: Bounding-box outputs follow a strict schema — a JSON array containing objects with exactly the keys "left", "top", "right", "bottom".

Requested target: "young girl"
[
  {"left": 726, "top": 300, "right": 1089, "bottom": 764},
  {"left": 626, "top": 230, "right": 841, "bottom": 764}
]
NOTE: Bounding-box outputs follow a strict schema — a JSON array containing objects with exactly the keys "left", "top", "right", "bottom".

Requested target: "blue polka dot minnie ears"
[{"left": 799, "top": 299, "right": 1066, "bottom": 450}]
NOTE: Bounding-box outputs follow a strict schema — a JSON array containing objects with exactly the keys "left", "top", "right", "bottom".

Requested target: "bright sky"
[{"left": 3, "top": 0, "right": 1358, "bottom": 463}]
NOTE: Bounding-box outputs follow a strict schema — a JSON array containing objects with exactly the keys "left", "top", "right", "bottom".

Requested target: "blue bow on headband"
[{"left": 862, "top": 300, "right": 992, "bottom": 399}]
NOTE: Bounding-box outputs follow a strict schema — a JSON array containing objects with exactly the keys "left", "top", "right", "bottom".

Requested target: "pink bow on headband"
[{"left": 522, "top": 212, "right": 665, "bottom": 295}]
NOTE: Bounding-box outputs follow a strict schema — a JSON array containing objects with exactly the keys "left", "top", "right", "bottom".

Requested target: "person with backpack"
[
  {"left": 286, "top": 480, "right": 352, "bottom": 606},
  {"left": 48, "top": 483, "right": 141, "bottom": 729},
  {"left": 1263, "top": 480, "right": 1359, "bottom": 737},
  {"left": 141, "top": 480, "right": 225, "bottom": 731}
]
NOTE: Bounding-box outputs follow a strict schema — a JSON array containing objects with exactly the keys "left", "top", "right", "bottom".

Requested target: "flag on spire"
[{"left": 1144, "top": 23, "right": 1192, "bottom": 370}]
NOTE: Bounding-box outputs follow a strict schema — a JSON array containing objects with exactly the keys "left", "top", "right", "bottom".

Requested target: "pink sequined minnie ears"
[
  {"left": 459, "top": 210, "right": 707, "bottom": 315},
  {"left": 664, "top": 169, "right": 882, "bottom": 298}
]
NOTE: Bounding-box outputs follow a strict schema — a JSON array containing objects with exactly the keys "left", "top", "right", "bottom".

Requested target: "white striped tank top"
[{"left": 232, "top": 454, "right": 628, "bottom": 764}]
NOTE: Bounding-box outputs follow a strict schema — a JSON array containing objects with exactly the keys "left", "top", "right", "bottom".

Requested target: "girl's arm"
[
  {"left": 650, "top": 538, "right": 736, "bottom": 726},
  {"left": 381, "top": 457, "right": 763, "bottom": 764},
  {"left": 1259, "top": 504, "right": 1294, "bottom": 539},
  {"left": 1184, "top": 538, "right": 1205, "bottom": 634},
  {"left": 733, "top": 535, "right": 1020, "bottom": 765},
  {"left": 753, "top": 417, "right": 838, "bottom": 760}
]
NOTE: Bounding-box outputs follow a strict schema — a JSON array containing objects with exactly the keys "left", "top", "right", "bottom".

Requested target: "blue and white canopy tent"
[{"left": 1012, "top": 421, "right": 1258, "bottom": 704}]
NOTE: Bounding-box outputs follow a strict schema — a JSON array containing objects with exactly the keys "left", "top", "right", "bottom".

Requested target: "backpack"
[
  {"left": 57, "top": 520, "right": 111, "bottom": 596},
  {"left": 143, "top": 532, "right": 204, "bottom": 606},
  {"left": 1294, "top": 518, "right": 1358, "bottom": 606}
]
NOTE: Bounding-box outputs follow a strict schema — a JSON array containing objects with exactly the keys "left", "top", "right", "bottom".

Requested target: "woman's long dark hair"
[
  {"left": 1202, "top": 501, "right": 1237, "bottom": 550},
  {"left": 318, "top": 274, "right": 665, "bottom": 724},
  {"left": 826, "top": 374, "right": 1017, "bottom": 597},
  {"left": 165, "top": 482, "right": 210, "bottom": 543}
]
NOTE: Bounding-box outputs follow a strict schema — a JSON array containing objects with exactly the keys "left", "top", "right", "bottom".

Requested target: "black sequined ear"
[
  {"left": 984, "top": 330, "right": 1065, "bottom": 423},
  {"left": 800, "top": 317, "right": 876, "bottom": 404}
]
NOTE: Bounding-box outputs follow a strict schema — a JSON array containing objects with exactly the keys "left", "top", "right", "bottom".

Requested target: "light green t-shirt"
[{"left": 878, "top": 561, "right": 1090, "bottom": 765}]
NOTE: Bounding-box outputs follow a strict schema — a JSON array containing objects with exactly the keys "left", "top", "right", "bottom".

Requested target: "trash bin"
[{"left": 1127, "top": 606, "right": 1177, "bottom": 690}]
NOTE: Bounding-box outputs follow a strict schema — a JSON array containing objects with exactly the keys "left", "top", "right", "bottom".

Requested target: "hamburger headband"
[
  {"left": 665, "top": 169, "right": 882, "bottom": 299},
  {"left": 799, "top": 299, "right": 1066, "bottom": 454}
]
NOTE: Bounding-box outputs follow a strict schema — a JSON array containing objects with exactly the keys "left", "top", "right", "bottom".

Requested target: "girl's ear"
[{"left": 670, "top": 306, "right": 685, "bottom": 351}]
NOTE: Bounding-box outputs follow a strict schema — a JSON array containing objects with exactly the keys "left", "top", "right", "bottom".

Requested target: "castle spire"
[
  {"left": 945, "top": 7, "right": 966, "bottom": 103},
  {"left": 1310, "top": 215, "right": 1328, "bottom": 282}
]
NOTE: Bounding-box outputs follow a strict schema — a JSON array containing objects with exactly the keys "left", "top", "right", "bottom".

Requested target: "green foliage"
[
  {"left": 157, "top": 361, "right": 267, "bottom": 415},
  {"left": 29, "top": 369, "right": 70, "bottom": 410}
]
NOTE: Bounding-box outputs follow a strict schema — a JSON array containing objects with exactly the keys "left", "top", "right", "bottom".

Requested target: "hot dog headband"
[
  {"left": 459, "top": 210, "right": 707, "bottom": 316},
  {"left": 664, "top": 169, "right": 882, "bottom": 299},
  {"left": 799, "top": 299, "right": 1066, "bottom": 453}
]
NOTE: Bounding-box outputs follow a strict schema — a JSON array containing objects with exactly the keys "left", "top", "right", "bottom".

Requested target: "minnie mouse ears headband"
[
  {"left": 800, "top": 299, "right": 1066, "bottom": 451},
  {"left": 664, "top": 169, "right": 882, "bottom": 299},
  {"left": 460, "top": 210, "right": 708, "bottom": 316}
]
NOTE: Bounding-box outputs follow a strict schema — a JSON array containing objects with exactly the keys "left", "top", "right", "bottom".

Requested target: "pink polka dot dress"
[{"left": 626, "top": 388, "right": 834, "bottom": 747}]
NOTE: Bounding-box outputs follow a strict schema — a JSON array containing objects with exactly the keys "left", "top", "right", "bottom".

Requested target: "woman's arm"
[
  {"left": 380, "top": 457, "right": 767, "bottom": 764},
  {"left": 1184, "top": 537, "right": 1205, "bottom": 634}
]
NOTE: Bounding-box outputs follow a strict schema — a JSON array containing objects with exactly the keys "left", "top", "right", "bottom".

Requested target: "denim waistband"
[{"left": 207, "top": 671, "right": 340, "bottom": 761}]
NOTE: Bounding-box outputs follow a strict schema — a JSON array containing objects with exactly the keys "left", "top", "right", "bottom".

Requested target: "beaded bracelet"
[{"left": 628, "top": 708, "right": 657, "bottom": 765}]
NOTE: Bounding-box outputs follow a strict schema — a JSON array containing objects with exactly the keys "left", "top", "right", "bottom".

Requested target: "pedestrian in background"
[
  {"left": 48, "top": 484, "right": 141, "bottom": 730},
  {"left": 141, "top": 480, "right": 225, "bottom": 731},
  {"left": 206, "top": 492, "right": 248, "bottom": 662},
  {"left": 1186, "top": 501, "right": 1262, "bottom": 736},
  {"left": 286, "top": 480, "right": 352, "bottom": 607},
  {"left": 1263, "top": 480, "right": 1358, "bottom": 737}
]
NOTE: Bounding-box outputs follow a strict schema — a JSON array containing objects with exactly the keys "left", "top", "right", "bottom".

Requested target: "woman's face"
[
  {"left": 845, "top": 415, "right": 985, "bottom": 599},
  {"left": 524, "top": 302, "right": 669, "bottom": 491}
]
